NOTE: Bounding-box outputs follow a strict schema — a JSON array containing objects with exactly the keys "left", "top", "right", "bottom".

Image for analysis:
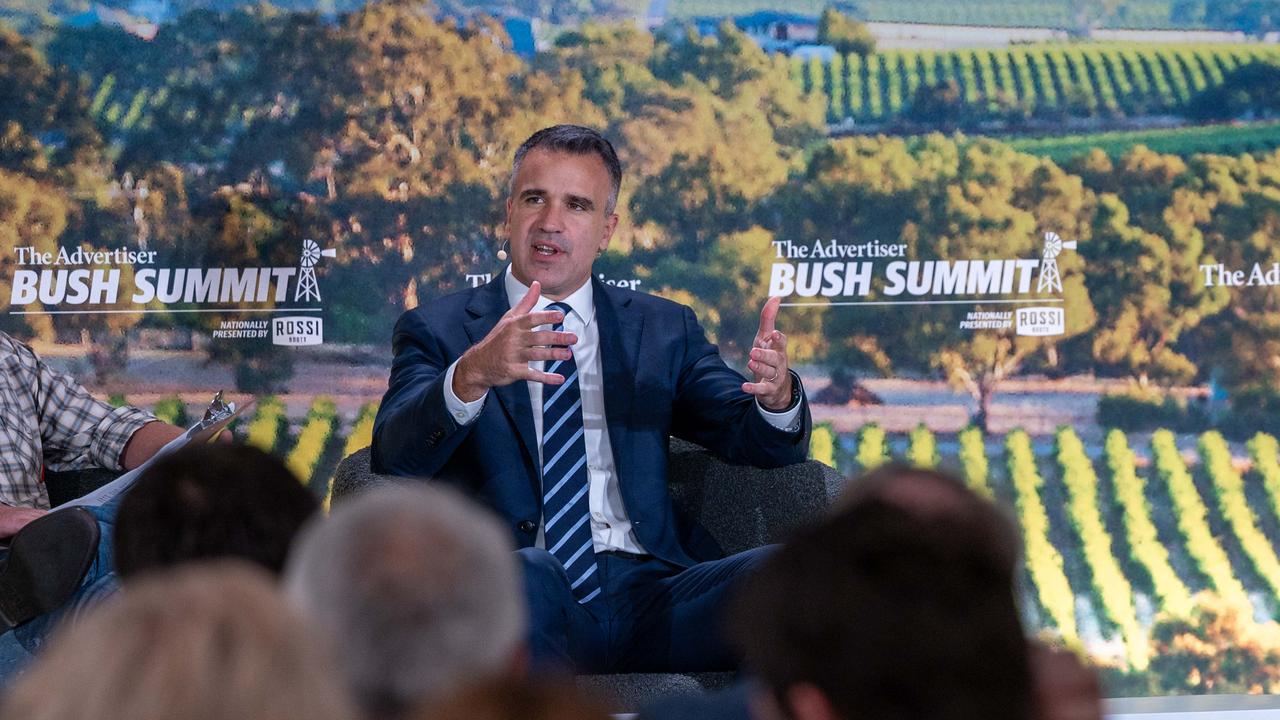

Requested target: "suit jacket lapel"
[
  {"left": 594, "top": 280, "right": 642, "bottom": 482},
  {"left": 464, "top": 278, "right": 540, "bottom": 487}
]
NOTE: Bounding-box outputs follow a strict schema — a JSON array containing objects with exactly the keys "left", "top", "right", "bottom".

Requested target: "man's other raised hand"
[
  {"left": 452, "top": 281, "right": 577, "bottom": 402},
  {"left": 742, "top": 296, "right": 794, "bottom": 411}
]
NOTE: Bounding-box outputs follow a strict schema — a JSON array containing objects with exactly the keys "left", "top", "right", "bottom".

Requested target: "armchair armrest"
[
  {"left": 330, "top": 446, "right": 386, "bottom": 503},
  {"left": 666, "top": 438, "right": 842, "bottom": 555}
]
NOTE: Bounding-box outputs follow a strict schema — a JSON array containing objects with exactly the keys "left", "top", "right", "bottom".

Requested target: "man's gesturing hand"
[
  {"left": 742, "top": 296, "right": 794, "bottom": 411},
  {"left": 452, "top": 281, "right": 577, "bottom": 403}
]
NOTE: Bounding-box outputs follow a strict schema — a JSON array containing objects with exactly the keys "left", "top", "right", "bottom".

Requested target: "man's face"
[{"left": 505, "top": 147, "right": 618, "bottom": 301}]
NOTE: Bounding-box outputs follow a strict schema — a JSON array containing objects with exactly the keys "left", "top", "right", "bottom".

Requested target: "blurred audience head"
[
  {"left": 842, "top": 463, "right": 1100, "bottom": 720},
  {"left": 114, "top": 442, "right": 319, "bottom": 579},
  {"left": 839, "top": 462, "right": 1021, "bottom": 573},
  {"left": 285, "top": 483, "right": 525, "bottom": 720},
  {"left": 732, "top": 465, "right": 1032, "bottom": 720},
  {"left": 413, "top": 677, "right": 609, "bottom": 720},
  {"left": 0, "top": 562, "right": 354, "bottom": 720}
]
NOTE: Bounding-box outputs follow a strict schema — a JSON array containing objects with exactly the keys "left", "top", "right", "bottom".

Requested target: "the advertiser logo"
[
  {"left": 273, "top": 316, "right": 323, "bottom": 346},
  {"left": 765, "top": 230, "right": 1079, "bottom": 336},
  {"left": 767, "top": 232, "right": 1077, "bottom": 302},
  {"left": 9, "top": 238, "right": 333, "bottom": 346},
  {"left": 1016, "top": 307, "right": 1065, "bottom": 336},
  {"left": 9, "top": 239, "right": 334, "bottom": 310}
]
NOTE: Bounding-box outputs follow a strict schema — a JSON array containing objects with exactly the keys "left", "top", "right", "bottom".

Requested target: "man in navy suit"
[{"left": 372, "top": 125, "right": 809, "bottom": 673}]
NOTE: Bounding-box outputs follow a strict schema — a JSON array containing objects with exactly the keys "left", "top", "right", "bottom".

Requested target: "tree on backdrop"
[
  {"left": 1185, "top": 59, "right": 1280, "bottom": 121},
  {"left": 817, "top": 6, "right": 875, "bottom": 57},
  {"left": 1065, "top": 147, "right": 1235, "bottom": 389},
  {"left": 0, "top": 169, "right": 67, "bottom": 341},
  {"left": 0, "top": 24, "right": 107, "bottom": 186},
  {"left": 1148, "top": 593, "right": 1280, "bottom": 694},
  {"left": 1085, "top": 194, "right": 1202, "bottom": 386}
]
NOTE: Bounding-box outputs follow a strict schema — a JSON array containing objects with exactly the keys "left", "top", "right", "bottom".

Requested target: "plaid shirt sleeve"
[{"left": 1, "top": 333, "right": 154, "bottom": 484}]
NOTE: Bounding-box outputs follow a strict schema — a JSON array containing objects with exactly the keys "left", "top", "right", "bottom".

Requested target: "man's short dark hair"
[
  {"left": 114, "top": 443, "right": 319, "bottom": 579},
  {"left": 510, "top": 125, "right": 622, "bottom": 213},
  {"left": 731, "top": 493, "right": 1032, "bottom": 720}
]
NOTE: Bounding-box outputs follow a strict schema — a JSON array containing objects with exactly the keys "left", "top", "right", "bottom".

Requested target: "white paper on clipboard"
[{"left": 62, "top": 394, "right": 254, "bottom": 509}]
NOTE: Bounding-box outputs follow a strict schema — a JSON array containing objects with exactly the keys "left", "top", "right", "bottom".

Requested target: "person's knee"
[
  {"left": 745, "top": 543, "right": 779, "bottom": 564},
  {"left": 515, "top": 548, "right": 576, "bottom": 624},
  {"left": 515, "top": 548, "right": 569, "bottom": 592},
  {"left": 727, "top": 544, "right": 779, "bottom": 575}
]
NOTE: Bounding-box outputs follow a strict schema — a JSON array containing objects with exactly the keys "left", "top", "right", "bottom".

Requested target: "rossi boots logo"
[
  {"left": 273, "top": 317, "right": 323, "bottom": 346},
  {"left": 1015, "top": 307, "right": 1065, "bottom": 336}
]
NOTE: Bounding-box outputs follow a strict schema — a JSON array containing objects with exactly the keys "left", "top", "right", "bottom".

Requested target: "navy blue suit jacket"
[{"left": 371, "top": 276, "right": 811, "bottom": 568}]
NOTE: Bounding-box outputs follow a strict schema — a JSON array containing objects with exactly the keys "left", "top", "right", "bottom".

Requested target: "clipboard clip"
[
  {"left": 188, "top": 392, "right": 253, "bottom": 444},
  {"left": 200, "top": 391, "right": 236, "bottom": 428}
]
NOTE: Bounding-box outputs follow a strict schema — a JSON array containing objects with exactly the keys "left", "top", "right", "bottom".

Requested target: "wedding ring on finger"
[{"left": 766, "top": 368, "right": 779, "bottom": 382}]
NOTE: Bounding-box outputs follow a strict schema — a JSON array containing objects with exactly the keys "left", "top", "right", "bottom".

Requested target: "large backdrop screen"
[{"left": 3, "top": 0, "right": 1280, "bottom": 699}]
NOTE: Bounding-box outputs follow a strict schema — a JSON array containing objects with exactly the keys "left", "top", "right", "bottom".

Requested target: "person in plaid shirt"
[
  {"left": 0, "top": 331, "right": 184, "bottom": 537},
  {"left": 0, "top": 331, "right": 184, "bottom": 678}
]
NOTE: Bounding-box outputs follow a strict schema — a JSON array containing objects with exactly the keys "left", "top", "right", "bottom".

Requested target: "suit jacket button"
[{"left": 518, "top": 520, "right": 537, "bottom": 534}]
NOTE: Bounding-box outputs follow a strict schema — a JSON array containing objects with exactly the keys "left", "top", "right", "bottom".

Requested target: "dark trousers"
[{"left": 517, "top": 544, "right": 775, "bottom": 673}]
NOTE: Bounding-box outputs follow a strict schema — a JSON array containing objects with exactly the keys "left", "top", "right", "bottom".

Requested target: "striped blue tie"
[{"left": 540, "top": 301, "right": 601, "bottom": 604}]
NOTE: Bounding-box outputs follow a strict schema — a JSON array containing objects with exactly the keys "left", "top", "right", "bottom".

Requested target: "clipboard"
[{"left": 62, "top": 392, "right": 254, "bottom": 509}]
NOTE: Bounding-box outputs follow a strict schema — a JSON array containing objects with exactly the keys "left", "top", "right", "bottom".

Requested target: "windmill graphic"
[
  {"left": 295, "top": 238, "right": 337, "bottom": 302},
  {"left": 1036, "top": 231, "right": 1077, "bottom": 294}
]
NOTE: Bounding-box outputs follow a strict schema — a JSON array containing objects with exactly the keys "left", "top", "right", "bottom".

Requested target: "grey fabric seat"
[{"left": 331, "top": 439, "right": 842, "bottom": 712}]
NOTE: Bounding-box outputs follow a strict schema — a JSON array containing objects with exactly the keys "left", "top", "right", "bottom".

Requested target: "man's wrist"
[
  {"left": 761, "top": 375, "right": 798, "bottom": 411},
  {"left": 760, "top": 395, "right": 789, "bottom": 412},
  {"left": 451, "top": 355, "right": 489, "bottom": 403},
  {"left": 755, "top": 374, "right": 803, "bottom": 433},
  {"left": 443, "top": 361, "right": 486, "bottom": 426}
]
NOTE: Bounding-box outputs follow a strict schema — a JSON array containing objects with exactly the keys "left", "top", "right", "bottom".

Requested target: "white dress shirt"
[{"left": 442, "top": 268, "right": 802, "bottom": 554}]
